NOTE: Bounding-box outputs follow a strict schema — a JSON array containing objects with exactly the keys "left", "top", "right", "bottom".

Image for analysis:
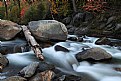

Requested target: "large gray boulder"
[
  {"left": 76, "top": 47, "right": 112, "bottom": 61},
  {"left": 0, "top": 20, "right": 21, "bottom": 40},
  {"left": 28, "top": 20, "right": 68, "bottom": 41}
]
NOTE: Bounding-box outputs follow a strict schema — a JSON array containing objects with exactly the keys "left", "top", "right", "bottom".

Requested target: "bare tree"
[
  {"left": 3, "top": 0, "right": 8, "bottom": 18},
  {"left": 71, "top": 0, "right": 77, "bottom": 12}
]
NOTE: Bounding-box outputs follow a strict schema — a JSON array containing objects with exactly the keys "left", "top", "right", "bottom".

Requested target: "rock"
[
  {"left": 114, "top": 67, "right": 121, "bottom": 72},
  {"left": 18, "top": 62, "right": 39, "bottom": 78},
  {"left": 0, "top": 53, "right": 8, "bottom": 71},
  {"left": 28, "top": 20, "right": 68, "bottom": 41},
  {"left": 37, "top": 62, "right": 55, "bottom": 72},
  {"left": 3, "top": 76, "right": 27, "bottom": 81},
  {"left": 72, "top": 13, "right": 85, "bottom": 26},
  {"left": 115, "top": 24, "right": 121, "bottom": 31},
  {"left": 106, "top": 16, "right": 116, "bottom": 26},
  {"left": 84, "top": 12, "right": 94, "bottom": 22},
  {"left": 0, "top": 39, "right": 30, "bottom": 54},
  {"left": 54, "top": 45, "right": 69, "bottom": 52},
  {"left": 0, "top": 20, "right": 21, "bottom": 40},
  {"left": 64, "top": 75, "right": 81, "bottom": 81},
  {"left": 62, "top": 17, "right": 71, "bottom": 25},
  {"left": 74, "top": 27, "right": 89, "bottom": 36},
  {"left": 53, "top": 75, "right": 82, "bottom": 81},
  {"left": 66, "top": 25, "right": 73, "bottom": 29},
  {"left": 68, "top": 36, "right": 78, "bottom": 41},
  {"left": 29, "top": 70, "right": 55, "bottom": 81},
  {"left": 76, "top": 47, "right": 112, "bottom": 61},
  {"left": 95, "top": 37, "right": 111, "bottom": 45},
  {"left": 67, "top": 36, "right": 83, "bottom": 42},
  {"left": 68, "top": 27, "right": 76, "bottom": 34}
]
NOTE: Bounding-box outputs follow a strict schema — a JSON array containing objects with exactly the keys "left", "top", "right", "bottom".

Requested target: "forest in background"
[{"left": 0, "top": 0, "right": 121, "bottom": 25}]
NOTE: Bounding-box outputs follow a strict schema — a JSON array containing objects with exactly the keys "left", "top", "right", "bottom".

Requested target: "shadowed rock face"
[
  {"left": 28, "top": 20, "right": 68, "bottom": 41},
  {"left": 76, "top": 47, "right": 112, "bottom": 61},
  {"left": 0, "top": 20, "right": 21, "bottom": 40}
]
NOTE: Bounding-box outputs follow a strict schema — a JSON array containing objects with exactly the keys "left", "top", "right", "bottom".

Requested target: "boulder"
[
  {"left": 106, "top": 16, "right": 116, "bottom": 26},
  {"left": 68, "top": 27, "right": 76, "bottom": 34},
  {"left": 0, "top": 20, "right": 21, "bottom": 40},
  {"left": 0, "top": 39, "right": 30, "bottom": 54},
  {"left": 76, "top": 47, "right": 112, "bottom": 61},
  {"left": 37, "top": 62, "right": 55, "bottom": 72},
  {"left": 67, "top": 36, "right": 83, "bottom": 42},
  {"left": 74, "top": 27, "right": 89, "bottom": 36},
  {"left": 84, "top": 12, "right": 94, "bottom": 22},
  {"left": 72, "top": 13, "right": 85, "bottom": 26},
  {"left": 3, "top": 76, "right": 27, "bottom": 81},
  {"left": 28, "top": 20, "right": 68, "bottom": 41},
  {"left": 95, "top": 37, "right": 111, "bottom": 45},
  {"left": 18, "top": 62, "right": 39, "bottom": 78},
  {"left": 62, "top": 17, "right": 71, "bottom": 25},
  {"left": 0, "top": 53, "right": 8, "bottom": 71},
  {"left": 29, "top": 70, "right": 55, "bottom": 81},
  {"left": 115, "top": 24, "right": 121, "bottom": 31}
]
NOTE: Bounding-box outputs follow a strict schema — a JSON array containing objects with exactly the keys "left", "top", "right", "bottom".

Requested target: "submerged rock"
[
  {"left": 76, "top": 47, "right": 112, "bottom": 61},
  {"left": 95, "top": 37, "right": 111, "bottom": 45},
  {"left": 28, "top": 20, "right": 68, "bottom": 41},
  {"left": 0, "top": 20, "right": 21, "bottom": 40},
  {"left": 3, "top": 76, "right": 26, "bottom": 81},
  {"left": 18, "top": 62, "right": 39, "bottom": 78},
  {"left": 54, "top": 45, "right": 69, "bottom": 52},
  {"left": 0, "top": 53, "right": 8, "bottom": 71}
]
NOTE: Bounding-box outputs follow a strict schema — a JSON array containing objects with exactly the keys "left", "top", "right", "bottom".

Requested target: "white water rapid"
[{"left": 1, "top": 36, "right": 121, "bottom": 81}]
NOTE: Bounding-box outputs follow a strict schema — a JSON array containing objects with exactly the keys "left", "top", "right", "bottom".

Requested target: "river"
[{"left": 1, "top": 36, "right": 121, "bottom": 81}]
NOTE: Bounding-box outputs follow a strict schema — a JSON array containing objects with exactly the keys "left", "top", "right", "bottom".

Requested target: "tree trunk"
[
  {"left": 71, "top": 0, "right": 77, "bottom": 12},
  {"left": 21, "top": 25, "right": 44, "bottom": 61},
  {"left": 3, "top": 0, "right": 8, "bottom": 18}
]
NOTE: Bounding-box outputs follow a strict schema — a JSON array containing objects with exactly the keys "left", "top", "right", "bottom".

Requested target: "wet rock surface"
[
  {"left": 3, "top": 76, "right": 27, "bottom": 81},
  {"left": 0, "top": 20, "right": 21, "bottom": 40},
  {"left": 76, "top": 47, "right": 112, "bottom": 61},
  {"left": 28, "top": 20, "right": 68, "bottom": 41},
  {"left": 0, "top": 39, "right": 30, "bottom": 54},
  {"left": 54, "top": 45, "right": 69, "bottom": 52},
  {"left": 95, "top": 37, "right": 111, "bottom": 45},
  {"left": 18, "top": 62, "right": 39, "bottom": 78},
  {"left": 0, "top": 53, "right": 8, "bottom": 71},
  {"left": 29, "top": 70, "right": 55, "bottom": 81},
  {"left": 37, "top": 62, "right": 55, "bottom": 72}
]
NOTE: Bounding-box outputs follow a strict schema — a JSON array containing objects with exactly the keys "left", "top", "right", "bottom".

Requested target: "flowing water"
[{"left": 1, "top": 36, "right": 121, "bottom": 81}]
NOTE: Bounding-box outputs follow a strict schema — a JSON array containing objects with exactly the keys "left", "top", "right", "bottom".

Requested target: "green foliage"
[
  {"left": 21, "top": 1, "right": 49, "bottom": 24},
  {"left": 0, "top": 7, "right": 5, "bottom": 19},
  {"left": 7, "top": 5, "right": 20, "bottom": 23}
]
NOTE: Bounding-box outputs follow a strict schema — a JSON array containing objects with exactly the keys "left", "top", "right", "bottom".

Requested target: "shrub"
[
  {"left": 21, "top": 0, "right": 49, "bottom": 25},
  {"left": 0, "top": 7, "right": 5, "bottom": 19}
]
